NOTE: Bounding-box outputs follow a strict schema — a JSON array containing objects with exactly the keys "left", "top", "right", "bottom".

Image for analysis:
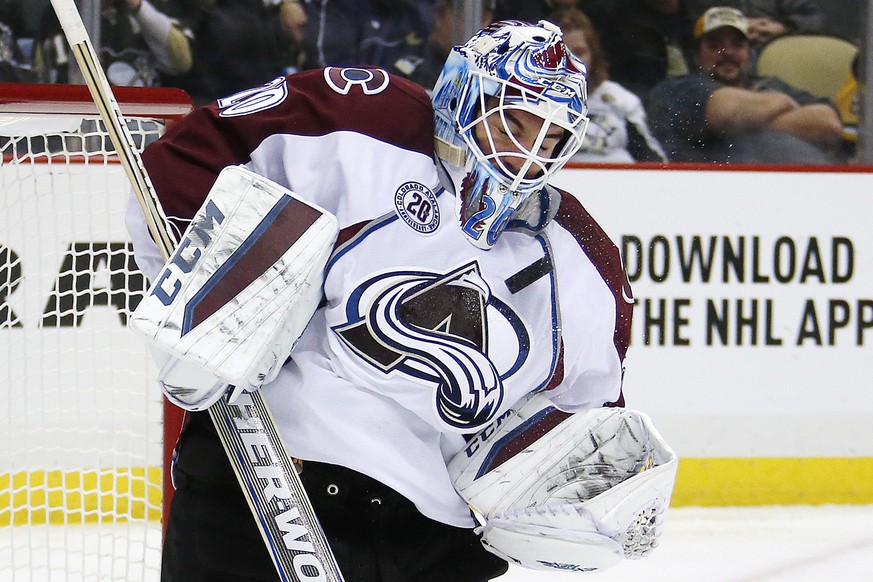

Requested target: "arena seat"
[{"left": 756, "top": 34, "right": 858, "bottom": 102}]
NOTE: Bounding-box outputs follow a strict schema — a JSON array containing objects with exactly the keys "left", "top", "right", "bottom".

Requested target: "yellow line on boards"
[
  {"left": 672, "top": 458, "right": 873, "bottom": 506},
  {"left": 2, "top": 458, "right": 873, "bottom": 526},
  {"left": 0, "top": 467, "right": 163, "bottom": 526}
]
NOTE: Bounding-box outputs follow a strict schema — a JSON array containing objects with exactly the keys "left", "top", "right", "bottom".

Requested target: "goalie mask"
[{"left": 432, "top": 20, "right": 590, "bottom": 249}]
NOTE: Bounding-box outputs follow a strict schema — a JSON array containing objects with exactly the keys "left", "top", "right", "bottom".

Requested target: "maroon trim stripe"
[
  {"left": 483, "top": 407, "right": 573, "bottom": 475},
  {"left": 190, "top": 198, "right": 323, "bottom": 328}
]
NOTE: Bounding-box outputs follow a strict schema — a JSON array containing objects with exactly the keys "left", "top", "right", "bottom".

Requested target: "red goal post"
[{"left": 0, "top": 82, "right": 191, "bottom": 581}]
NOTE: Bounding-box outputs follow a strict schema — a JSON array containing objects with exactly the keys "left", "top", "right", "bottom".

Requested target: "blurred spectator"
[
  {"left": 553, "top": 8, "right": 667, "bottom": 163},
  {"left": 581, "top": 0, "right": 696, "bottom": 101},
  {"left": 687, "top": 0, "right": 824, "bottom": 70},
  {"left": 834, "top": 50, "right": 860, "bottom": 162},
  {"left": 0, "top": 0, "right": 32, "bottom": 78},
  {"left": 492, "top": 0, "right": 578, "bottom": 23},
  {"left": 647, "top": 6, "right": 842, "bottom": 164},
  {"left": 688, "top": 0, "right": 823, "bottom": 47},
  {"left": 280, "top": 0, "right": 307, "bottom": 48},
  {"left": 0, "top": 18, "right": 35, "bottom": 81},
  {"left": 0, "top": 0, "right": 27, "bottom": 37},
  {"left": 360, "top": 0, "right": 430, "bottom": 69},
  {"left": 0, "top": 0, "right": 43, "bottom": 38},
  {"left": 297, "top": 0, "right": 365, "bottom": 68},
  {"left": 298, "top": 0, "right": 429, "bottom": 71},
  {"left": 393, "top": 0, "right": 493, "bottom": 92},
  {"left": 164, "top": 0, "right": 303, "bottom": 105},
  {"left": 34, "top": 0, "right": 191, "bottom": 85},
  {"left": 0, "top": 1, "right": 60, "bottom": 70}
]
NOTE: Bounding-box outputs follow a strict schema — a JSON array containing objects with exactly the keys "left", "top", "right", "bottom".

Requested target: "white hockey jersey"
[{"left": 127, "top": 68, "right": 633, "bottom": 527}]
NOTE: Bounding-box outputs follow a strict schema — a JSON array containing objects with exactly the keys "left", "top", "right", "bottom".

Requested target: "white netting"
[{"left": 1, "top": 110, "right": 167, "bottom": 581}]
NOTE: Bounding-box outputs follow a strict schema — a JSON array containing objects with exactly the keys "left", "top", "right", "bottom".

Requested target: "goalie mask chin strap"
[{"left": 435, "top": 135, "right": 468, "bottom": 168}]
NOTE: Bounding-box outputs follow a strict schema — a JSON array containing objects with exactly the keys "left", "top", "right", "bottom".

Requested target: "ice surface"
[
  {"left": 3, "top": 505, "right": 871, "bottom": 581},
  {"left": 499, "top": 505, "right": 873, "bottom": 582}
]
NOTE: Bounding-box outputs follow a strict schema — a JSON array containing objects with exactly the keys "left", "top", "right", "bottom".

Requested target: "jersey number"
[{"left": 405, "top": 192, "right": 432, "bottom": 223}]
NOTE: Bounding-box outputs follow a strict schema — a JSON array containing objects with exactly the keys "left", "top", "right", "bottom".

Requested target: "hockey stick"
[{"left": 48, "top": 1, "right": 344, "bottom": 580}]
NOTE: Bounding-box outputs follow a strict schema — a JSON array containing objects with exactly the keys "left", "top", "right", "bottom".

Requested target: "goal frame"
[{"left": 0, "top": 81, "right": 191, "bottom": 573}]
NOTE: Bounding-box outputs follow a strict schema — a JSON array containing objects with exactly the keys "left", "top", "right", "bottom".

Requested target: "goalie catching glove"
[
  {"left": 448, "top": 393, "right": 677, "bottom": 573},
  {"left": 129, "top": 166, "right": 339, "bottom": 410}
]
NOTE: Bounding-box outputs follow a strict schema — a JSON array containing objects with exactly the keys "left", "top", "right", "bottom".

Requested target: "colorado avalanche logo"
[
  {"left": 324, "top": 67, "right": 389, "bottom": 95},
  {"left": 334, "top": 262, "right": 530, "bottom": 430}
]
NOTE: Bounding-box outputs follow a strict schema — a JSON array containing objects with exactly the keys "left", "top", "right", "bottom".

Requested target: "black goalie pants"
[{"left": 161, "top": 412, "right": 509, "bottom": 582}]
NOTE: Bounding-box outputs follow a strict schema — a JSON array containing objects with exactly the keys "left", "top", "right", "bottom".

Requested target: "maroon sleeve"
[
  {"left": 552, "top": 189, "right": 633, "bottom": 406},
  {"left": 141, "top": 68, "right": 435, "bottom": 223}
]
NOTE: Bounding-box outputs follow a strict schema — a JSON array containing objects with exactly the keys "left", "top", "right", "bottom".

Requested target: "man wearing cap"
[
  {"left": 688, "top": 0, "right": 824, "bottom": 49},
  {"left": 646, "top": 6, "right": 842, "bottom": 163}
]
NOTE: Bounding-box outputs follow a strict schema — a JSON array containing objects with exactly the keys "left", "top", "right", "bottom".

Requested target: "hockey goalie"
[{"left": 126, "top": 18, "right": 678, "bottom": 582}]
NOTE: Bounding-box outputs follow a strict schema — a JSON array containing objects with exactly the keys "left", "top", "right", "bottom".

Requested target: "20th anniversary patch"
[{"left": 394, "top": 182, "right": 440, "bottom": 234}]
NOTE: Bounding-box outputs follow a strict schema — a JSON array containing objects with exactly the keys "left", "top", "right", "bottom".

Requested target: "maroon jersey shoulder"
[
  {"left": 552, "top": 187, "right": 633, "bottom": 364},
  {"left": 143, "top": 68, "right": 435, "bottom": 221}
]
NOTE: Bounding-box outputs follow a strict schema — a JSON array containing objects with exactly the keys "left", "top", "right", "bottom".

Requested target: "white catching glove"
[
  {"left": 129, "top": 166, "right": 339, "bottom": 411},
  {"left": 448, "top": 393, "right": 678, "bottom": 572}
]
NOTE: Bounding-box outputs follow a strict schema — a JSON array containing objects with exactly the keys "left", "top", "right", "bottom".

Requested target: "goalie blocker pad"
[
  {"left": 129, "top": 166, "right": 339, "bottom": 410},
  {"left": 448, "top": 393, "right": 678, "bottom": 573}
]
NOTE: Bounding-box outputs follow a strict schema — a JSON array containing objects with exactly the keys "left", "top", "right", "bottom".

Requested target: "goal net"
[{"left": 0, "top": 83, "right": 191, "bottom": 581}]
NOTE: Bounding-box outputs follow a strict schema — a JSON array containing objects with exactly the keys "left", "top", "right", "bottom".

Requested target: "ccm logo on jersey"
[
  {"left": 151, "top": 200, "right": 225, "bottom": 306},
  {"left": 394, "top": 181, "right": 440, "bottom": 234}
]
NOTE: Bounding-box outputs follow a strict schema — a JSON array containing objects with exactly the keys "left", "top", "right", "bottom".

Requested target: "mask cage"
[{"left": 456, "top": 70, "right": 589, "bottom": 195}]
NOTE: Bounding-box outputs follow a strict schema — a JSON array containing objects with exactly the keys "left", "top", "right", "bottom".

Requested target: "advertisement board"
[{"left": 554, "top": 166, "right": 873, "bottom": 504}]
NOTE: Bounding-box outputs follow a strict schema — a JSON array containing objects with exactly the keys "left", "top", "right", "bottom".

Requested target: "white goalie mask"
[{"left": 432, "top": 20, "right": 590, "bottom": 249}]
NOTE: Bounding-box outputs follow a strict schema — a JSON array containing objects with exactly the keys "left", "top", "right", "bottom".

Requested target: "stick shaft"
[
  {"left": 49, "top": 1, "right": 344, "bottom": 579},
  {"left": 52, "top": 0, "right": 176, "bottom": 256}
]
